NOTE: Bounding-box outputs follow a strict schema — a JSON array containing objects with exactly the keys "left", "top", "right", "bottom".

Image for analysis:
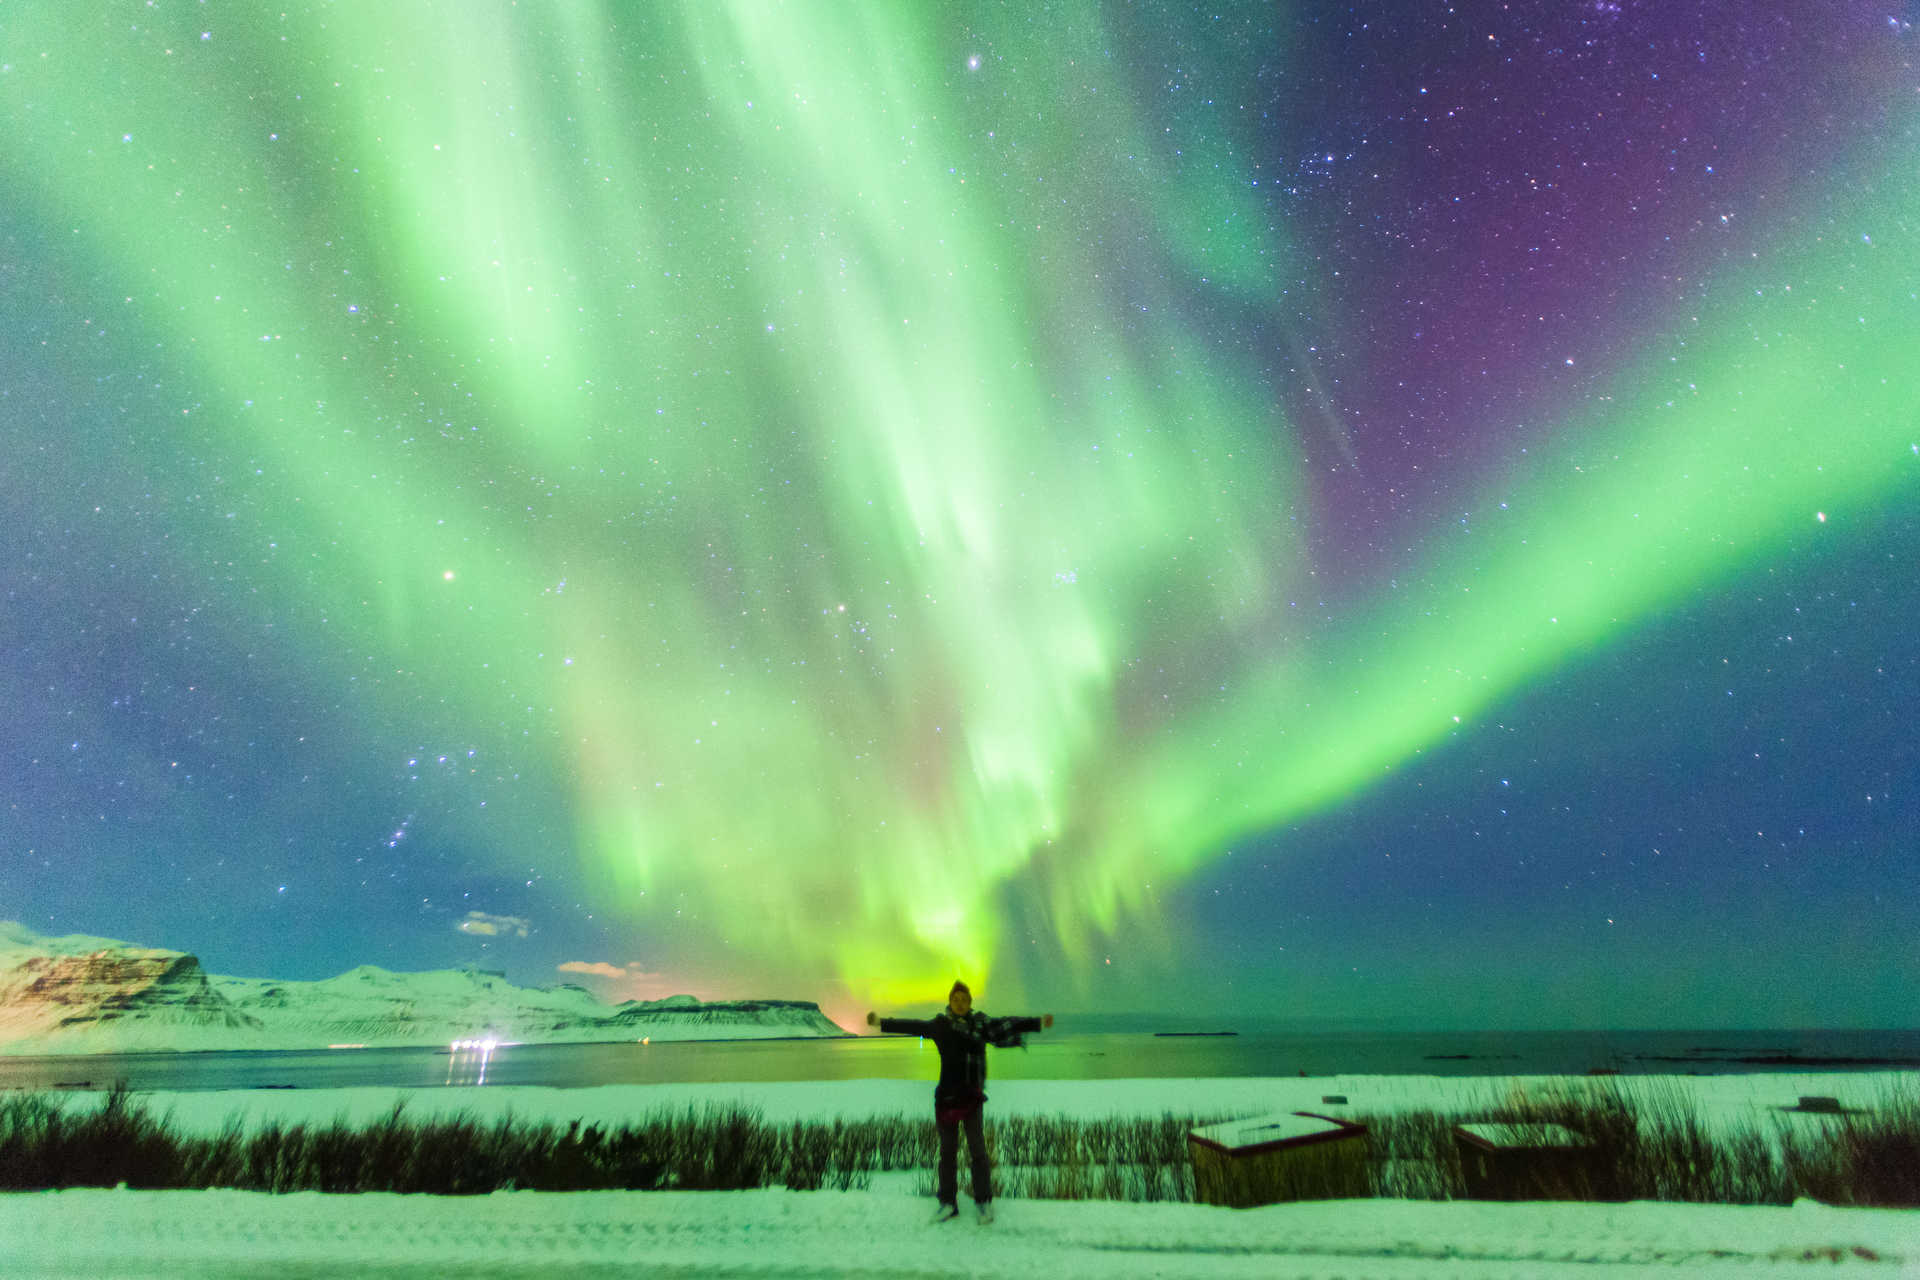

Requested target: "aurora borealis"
[{"left": 3, "top": 2, "right": 1915, "bottom": 1028}]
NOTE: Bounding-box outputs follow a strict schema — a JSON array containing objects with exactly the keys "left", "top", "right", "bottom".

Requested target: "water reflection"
[{"left": 445, "top": 1039, "right": 502, "bottom": 1087}]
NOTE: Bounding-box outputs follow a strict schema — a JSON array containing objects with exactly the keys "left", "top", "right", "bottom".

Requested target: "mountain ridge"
[{"left": 0, "top": 922, "right": 849, "bottom": 1055}]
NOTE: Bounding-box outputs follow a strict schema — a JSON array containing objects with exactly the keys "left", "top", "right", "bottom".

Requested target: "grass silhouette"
[{"left": 2, "top": 1079, "right": 1911, "bottom": 1205}]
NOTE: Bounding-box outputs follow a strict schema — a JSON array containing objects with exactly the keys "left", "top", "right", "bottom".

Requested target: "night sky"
[{"left": 3, "top": 2, "right": 1915, "bottom": 1030}]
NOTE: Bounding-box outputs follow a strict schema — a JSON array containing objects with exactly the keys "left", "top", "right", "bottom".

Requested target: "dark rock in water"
[{"left": 1152, "top": 1030, "right": 1238, "bottom": 1037}]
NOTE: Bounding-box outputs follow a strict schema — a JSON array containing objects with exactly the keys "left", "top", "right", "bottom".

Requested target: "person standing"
[{"left": 867, "top": 980, "right": 1052, "bottom": 1223}]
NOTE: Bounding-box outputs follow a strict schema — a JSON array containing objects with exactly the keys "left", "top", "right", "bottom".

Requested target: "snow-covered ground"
[
  {"left": 4, "top": 1073, "right": 1916, "bottom": 1277},
  {"left": 7, "top": 1183, "right": 1916, "bottom": 1278}
]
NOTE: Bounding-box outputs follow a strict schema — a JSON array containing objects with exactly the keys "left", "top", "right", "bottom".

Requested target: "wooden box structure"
[
  {"left": 1188, "top": 1111, "right": 1369, "bottom": 1207},
  {"left": 1453, "top": 1122, "right": 1605, "bottom": 1200}
]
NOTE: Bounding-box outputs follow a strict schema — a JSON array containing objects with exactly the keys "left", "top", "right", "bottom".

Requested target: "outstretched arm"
[
  {"left": 980, "top": 1013, "right": 1052, "bottom": 1046},
  {"left": 867, "top": 1011, "right": 940, "bottom": 1036}
]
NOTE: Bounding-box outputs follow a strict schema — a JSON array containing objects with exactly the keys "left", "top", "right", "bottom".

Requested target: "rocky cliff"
[
  {"left": 0, "top": 947, "right": 262, "bottom": 1052},
  {"left": 609, "top": 998, "right": 849, "bottom": 1034}
]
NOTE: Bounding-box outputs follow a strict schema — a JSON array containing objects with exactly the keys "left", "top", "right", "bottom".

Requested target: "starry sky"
[{"left": 3, "top": 2, "right": 1915, "bottom": 1031}]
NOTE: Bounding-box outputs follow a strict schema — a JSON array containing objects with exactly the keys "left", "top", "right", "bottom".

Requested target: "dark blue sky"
[{"left": 2, "top": 2, "right": 1914, "bottom": 1027}]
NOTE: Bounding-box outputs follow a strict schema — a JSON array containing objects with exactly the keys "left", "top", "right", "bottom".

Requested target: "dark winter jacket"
[{"left": 878, "top": 1010, "right": 1045, "bottom": 1107}]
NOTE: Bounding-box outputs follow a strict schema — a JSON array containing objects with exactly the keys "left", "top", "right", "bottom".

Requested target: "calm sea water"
[{"left": 2, "top": 1028, "right": 1915, "bottom": 1094}]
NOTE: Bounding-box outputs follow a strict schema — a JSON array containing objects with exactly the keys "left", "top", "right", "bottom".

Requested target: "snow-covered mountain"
[{"left": 0, "top": 922, "right": 848, "bottom": 1055}]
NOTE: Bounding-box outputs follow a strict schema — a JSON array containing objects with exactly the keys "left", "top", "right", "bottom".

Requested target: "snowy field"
[
  {"left": 78, "top": 1068, "right": 1916, "bottom": 1134},
  {"left": 4, "top": 1072, "right": 1916, "bottom": 1277}
]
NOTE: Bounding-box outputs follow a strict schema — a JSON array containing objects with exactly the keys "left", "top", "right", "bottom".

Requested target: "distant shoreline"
[{"left": 1631, "top": 1054, "right": 1920, "bottom": 1068}]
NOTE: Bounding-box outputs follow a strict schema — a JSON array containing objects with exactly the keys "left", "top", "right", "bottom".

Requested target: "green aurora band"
[{"left": 5, "top": 4, "right": 1915, "bottom": 1006}]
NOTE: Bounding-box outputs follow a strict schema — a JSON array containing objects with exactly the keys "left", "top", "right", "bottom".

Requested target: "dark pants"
[{"left": 936, "top": 1103, "right": 990, "bottom": 1206}]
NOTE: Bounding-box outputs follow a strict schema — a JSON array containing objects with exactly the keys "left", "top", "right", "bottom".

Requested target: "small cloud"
[
  {"left": 458, "top": 911, "right": 530, "bottom": 939},
  {"left": 557, "top": 960, "right": 676, "bottom": 999},
  {"left": 558, "top": 960, "right": 630, "bottom": 980}
]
